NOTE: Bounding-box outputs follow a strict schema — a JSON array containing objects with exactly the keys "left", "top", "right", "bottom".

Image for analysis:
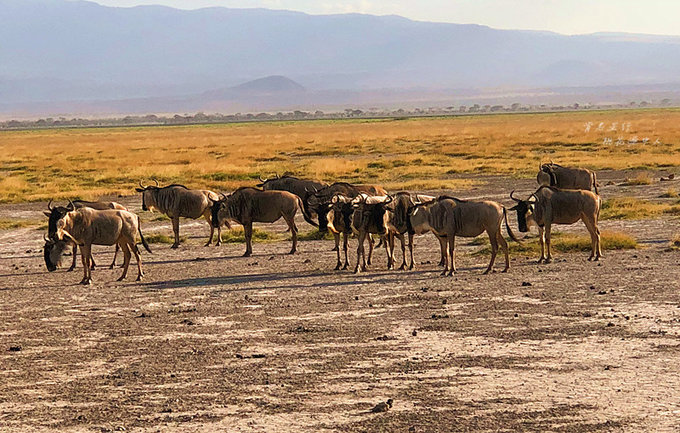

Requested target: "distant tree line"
[{"left": 1, "top": 99, "right": 675, "bottom": 130}]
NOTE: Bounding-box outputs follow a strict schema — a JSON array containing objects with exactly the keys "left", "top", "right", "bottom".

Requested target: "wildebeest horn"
[
  {"left": 153, "top": 178, "right": 160, "bottom": 187},
  {"left": 258, "top": 174, "right": 266, "bottom": 182},
  {"left": 384, "top": 195, "right": 393, "bottom": 205},
  {"left": 43, "top": 234, "right": 49, "bottom": 242},
  {"left": 139, "top": 180, "right": 146, "bottom": 189},
  {"left": 275, "top": 173, "right": 280, "bottom": 179},
  {"left": 220, "top": 192, "right": 228, "bottom": 200},
  {"left": 66, "top": 199, "right": 75, "bottom": 210},
  {"left": 47, "top": 199, "right": 54, "bottom": 211},
  {"left": 510, "top": 190, "right": 522, "bottom": 202}
]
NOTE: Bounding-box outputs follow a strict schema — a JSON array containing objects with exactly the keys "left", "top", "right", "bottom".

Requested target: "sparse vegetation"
[
  {"left": 659, "top": 188, "right": 679, "bottom": 198},
  {"left": 145, "top": 233, "right": 187, "bottom": 244},
  {"left": 474, "top": 230, "right": 637, "bottom": 256},
  {"left": 622, "top": 173, "right": 653, "bottom": 186},
  {"left": 220, "top": 227, "right": 282, "bottom": 243},
  {"left": 294, "top": 229, "right": 335, "bottom": 241},
  {"left": 600, "top": 197, "right": 680, "bottom": 220},
  {"left": 0, "top": 218, "right": 42, "bottom": 230},
  {"left": 2, "top": 109, "right": 680, "bottom": 203}
]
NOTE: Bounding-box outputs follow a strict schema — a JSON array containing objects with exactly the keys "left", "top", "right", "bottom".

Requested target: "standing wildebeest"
[
  {"left": 537, "top": 162, "right": 599, "bottom": 194},
  {"left": 326, "top": 194, "right": 355, "bottom": 270},
  {"left": 45, "top": 208, "right": 152, "bottom": 284},
  {"left": 305, "top": 182, "right": 388, "bottom": 234},
  {"left": 510, "top": 186, "right": 602, "bottom": 263},
  {"left": 43, "top": 199, "right": 126, "bottom": 271},
  {"left": 211, "top": 187, "right": 317, "bottom": 257},
  {"left": 257, "top": 174, "right": 327, "bottom": 200},
  {"left": 410, "top": 196, "right": 520, "bottom": 275},
  {"left": 351, "top": 194, "right": 393, "bottom": 273},
  {"left": 135, "top": 180, "right": 221, "bottom": 248}
]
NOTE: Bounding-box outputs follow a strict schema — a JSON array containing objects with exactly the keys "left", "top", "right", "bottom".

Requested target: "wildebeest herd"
[{"left": 43, "top": 162, "right": 601, "bottom": 284}]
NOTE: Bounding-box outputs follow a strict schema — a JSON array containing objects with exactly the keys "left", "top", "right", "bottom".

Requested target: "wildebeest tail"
[
  {"left": 592, "top": 172, "right": 599, "bottom": 195},
  {"left": 503, "top": 207, "right": 522, "bottom": 243},
  {"left": 137, "top": 216, "right": 153, "bottom": 253},
  {"left": 297, "top": 197, "right": 318, "bottom": 227}
]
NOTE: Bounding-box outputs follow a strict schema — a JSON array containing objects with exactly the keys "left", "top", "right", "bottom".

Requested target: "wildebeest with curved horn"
[
  {"left": 135, "top": 180, "right": 221, "bottom": 248},
  {"left": 257, "top": 174, "right": 327, "bottom": 203},
  {"left": 325, "top": 194, "right": 355, "bottom": 270},
  {"left": 304, "top": 182, "right": 388, "bottom": 233},
  {"left": 410, "top": 196, "right": 520, "bottom": 275},
  {"left": 351, "top": 194, "right": 393, "bottom": 273},
  {"left": 509, "top": 186, "right": 602, "bottom": 263},
  {"left": 537, "top": 162, "right": 599, "bottom": 194},
  {"left": 210, "top": 187, "right": 317, "bottom": 257},
  {"left": 43, "top": 199, "right": 126, "bottom": 271},
  {"left": 45, "top": 207, "right": 152, "bottom": 284}
]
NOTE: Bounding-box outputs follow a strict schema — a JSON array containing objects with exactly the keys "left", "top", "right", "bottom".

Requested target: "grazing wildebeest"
[
  {"left": 135, "top": 180, "right": 221, "bottom": 248},
  {"left": 351, "top": 194, "right": 393, "bottom": 273},
  {"left": 325, "top": 194, "right": 355, "bottom": 270},
  {"left": 410, "top": 196, "right": 520, "bottom": 275},
  {"left": 305, "top": 182, "right": 388, "bottom": 234},
  {"left": 45, "top": 208, "right": 152, "bottom": 284},
  {"left": 509, "top": 186, "right": 602, "bottom": 263},
  {"left": 43, "top": 199, "right": 126, "bottom": 271},
  {"left": 210, "top": 187, "right": 317, "bottom": 257},
  {"left": 257, "top": 174, "right": 327, "bottom": 201},
  {"left": 537, "top": 162, "right": 599, "bottom": 194}
]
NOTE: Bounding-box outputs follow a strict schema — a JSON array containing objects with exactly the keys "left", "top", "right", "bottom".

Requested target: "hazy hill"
[{"left": 2, "top": 0, "right": 680, "bottom": 114}]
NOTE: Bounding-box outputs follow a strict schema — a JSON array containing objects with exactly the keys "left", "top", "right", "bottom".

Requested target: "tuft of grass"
[
  {"left": 600, "top": 197, "right": 673, "bottom": 220},
  {"left": 220, "top": 227, "right": 282, "bottom": 243},
  {"left": 295, "top": 229, "right": 335, "bottom": 241},
  {"left": 474, "top": 230, "right": 637, "bottom": 256},
  {"left": 669, "top": 234, "right": 680, "bottom": 250},
  {"left": 0, "top": 218, "right": 42, "bottom": 230},
  {"left": 659, "top": 188, "right": 679, "bottom": 198},
  {"left": 145, "top": 233, "right": 187, "bottom": 244},
  {"left": 622, "top": 173, "right": 653, "bottom": 186}
]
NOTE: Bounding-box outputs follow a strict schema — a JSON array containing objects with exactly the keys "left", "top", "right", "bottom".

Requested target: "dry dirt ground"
[{"left": 2, "top": 172, "right": 680, "bottom": 432}]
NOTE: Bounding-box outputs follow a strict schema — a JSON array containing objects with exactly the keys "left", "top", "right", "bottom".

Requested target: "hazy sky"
[{"left": 84, "top": 0, "right": 680, "bottom": 36}]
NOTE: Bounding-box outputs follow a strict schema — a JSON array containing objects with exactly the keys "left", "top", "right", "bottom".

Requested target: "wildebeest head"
[
  {"left": 352, "top": 194, "right": 393, "bottom": 235},
  {"left": 43, "top": 235, "right": 70, "bottom": 272},
  {"left": 509, "top": 190, "right": 536, "bottom": 233},
  {"left": 325, "top": 194, "right": 353, "bottom": 233},
  {"left": 135, "top": 179, "right": 161, "bottom": 211},
  {"left": 43, "top": 199, "right": 75, "bottom": 238},
  {"left": 256, "top": 173, "right": 280, "bottom": 189},
  {"left": 536, "top": 162, "right": 558, "bottom": 187},
  {"left": 210, "top": 193, "right": 232, "bottom": 229}
]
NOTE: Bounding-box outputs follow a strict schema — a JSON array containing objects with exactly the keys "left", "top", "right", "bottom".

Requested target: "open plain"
[{"left": 2, "top": 112, "right": 680, "bottom": 432}]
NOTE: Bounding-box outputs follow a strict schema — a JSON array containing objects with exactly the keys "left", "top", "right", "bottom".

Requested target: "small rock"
[
  {"left": 269, "top": 256, "right": 275, "bottom": 261},
  {"left": 303, "top": 258, "right": 311, "bottom": 263},
  {"left": 421, "top": 287, "right": 429, "bottom": 292},
  {"left": 442, "top": 299, "right": 447, "bottom": 305},
  {"left": 514, "top": 313, "right": 519, "bottom": 318},
  {"left": 370, "top": 399, "right": 393, "bottom": 413},
  {"left": 521, "top": 281, "right": 532, "bottom": 287},
  {"left": 607, "top": 322, "right": 615, "bottom": 327},
  {"left": 598, "top": 290, "right": 608, "bottom": 295},
  {"left": 9, "top": 346, "right": 21, "bottom": 352},
  {"left": 355, "top": 296, "right": 359, "bottom": 300},
  {"left": 412, "top": 330, "right": 418, "bottom": 336}
]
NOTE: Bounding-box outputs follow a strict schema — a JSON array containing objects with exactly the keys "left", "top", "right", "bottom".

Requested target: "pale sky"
[{"left": 83, "top": 0, "right": 680, "bottom": 36}]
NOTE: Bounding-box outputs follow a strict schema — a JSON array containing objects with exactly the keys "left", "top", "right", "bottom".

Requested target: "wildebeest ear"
[
  {"left": 508, "top": 205, "right": 519, "bottom": 211},
  {"left": 43, "top": 211, "right": 52, "bottom": 217}
]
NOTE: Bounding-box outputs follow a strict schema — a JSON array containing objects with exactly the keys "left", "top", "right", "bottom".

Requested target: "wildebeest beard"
[{"left": 43, "top": 238, "right": 70, "bottom": 272}]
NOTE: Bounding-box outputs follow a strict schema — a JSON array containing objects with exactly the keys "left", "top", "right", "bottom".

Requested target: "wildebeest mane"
[{"left": 437, "top": 195, "right": 468, "bottom": 203}]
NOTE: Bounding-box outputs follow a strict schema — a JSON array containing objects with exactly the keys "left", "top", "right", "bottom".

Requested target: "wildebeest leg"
[
  {"left": 334, "top": 232, "right": 342, "bottom": 270},
  {"left": 204, "top": 211, "right": 216, "bottom": 246},
  {"left": 79, "top": 244, "right": 92, "bottom": 285},
  {"left": 583, "top": 216, "right": 602, "bottom": 261},
  {"left": 397, "top": 233, "right": 407, "bottom": 270},
  {"left": 498, "top": 230, "right": 510, "bottom": 273},
  {"left": 383, "top": 235, "right": 392, "bottom": 270},
  {"left": 387, "top": 232, "right": 395, "bottom": 270},
  {"left": 68, "top": 244, "right": 78, "bottom": 271},
  {"left": 544, "top": 223, "right": 553, "bottom": 263},
  {"left": 109, "top": 244, "right": 120, "bottom": 269},
  {"left": 171, "top": 217, "right": 181, "bottom": 249},
  {"left": 440, "top": 236, "right": 449, "bottom": 276},
  {"left": 437, "top": 235, "right": 446, "bottom": 267},
  {"left": 286, "top": 218, "right": 298, "bottom": 254},
  {"left": 342, "top": 232, "right": 350, "bottom": 270},
  {"left": 243, "top": 222, "right": 253, "bottom": 257},
  {"left": 366, "top": 235, "right": 374, "bottom": 266},
  {"left": 117, "top": 242, "right": 132, "bottom": 281},
  {"left": 447, "top": 235, "right": 456, "bottom": 276},
  {"left": 354, "top": 231, "right": 366, "bottom": 273},
  {"left": 408, "top": 233, "right": 415, "bottom": 270},
  {"left": 484, "top": 231, "right": 498, "bottom": 275},
  {"left": 537, "top": 226, "right": 546, "bottom": 263},
  {"left": 132, "top": 243, "right": 143, "bottom": 281}
]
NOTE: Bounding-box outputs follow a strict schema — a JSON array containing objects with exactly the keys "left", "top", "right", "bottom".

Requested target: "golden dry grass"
[
  {"left": 1, "top": 109, "right": 679, "bottom": 203},
  {"left": 475, "top": 230, "right": 638, "bottom": 255}
]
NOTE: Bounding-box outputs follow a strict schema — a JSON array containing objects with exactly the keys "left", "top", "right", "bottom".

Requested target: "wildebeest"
[
  {"left": 537, "top": 162, "right": 599, "bottom": 194},
  {"left": 45, "top": 207, "right": 152, "bottom": 284},
  {"left": 325, "top": 194, "right": 355, "bottom": 270},
  {"left": 351, "top": 194, "right": 393, "bottom": 273},
  {"left": 305, "top": 182, "right": 388, "bottom": 233},
  {"left": 257, "top": 174, "right": 327, "bottom": 201},
  {"left": 43, "top": 199, "right": 126, "bottom": 271},
  {"left": 210, "top": 187, "right": 317, "bottom": 257},
  {"left": 410, "top": 196, "right": 520, "bottom": 275},
  {"left": 510, "top": 186, "right": 602, "bottom": 263},
  {"left": 135, "top": 180, "right": 221, "bottom": 248}
]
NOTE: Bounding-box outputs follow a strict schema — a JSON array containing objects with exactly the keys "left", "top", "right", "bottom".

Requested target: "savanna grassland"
[{"left": 1, "top": 108, "right": 679, "bottom": 203}]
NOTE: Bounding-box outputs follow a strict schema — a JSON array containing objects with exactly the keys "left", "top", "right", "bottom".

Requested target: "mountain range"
[{"left": 2, "top": 0, "right": 680, "bottom": 116}]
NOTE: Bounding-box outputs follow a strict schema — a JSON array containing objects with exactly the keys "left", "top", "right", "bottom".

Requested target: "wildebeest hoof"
[
  {"left": 117, "top": 275, "right": 125, "bottom": 281},
  {"left": 342, "top": 264, "right": 349, "bottom": 270},
  {"left": 502, "top": 268, "right": 509, "bottom": 273},
  {"left": 440, "top": 270, "right": 447, "bottom": 276},
  {"left": 537, "top": 258, "right": 545, "bottom": 264},
  {"left": 67, "top": 267, "right": 75, "bottom": 272},
  {"left": 331, "top": 246, "right": 339, "bottom": 252},
  {"left": 243, "top": 251, "right": 252, "bottom": 257},
  {"left": 288, "top": 249, "right": 296, "bottom": 255},
  {"left": 204, "top": 242, "right": 211, "bottom": 247},
  {"left": 109, "top": 265, "right": 115, "bottom": 270},
  {"left": 398, "top": 264, "right": 406, "bottom": 271},
  {"left": 136, "top": 275, "right": 143, "bottom": 281},
  {"left": 79, "top": 278, "right": 91, "bottom": 285},
  {"left": 544, "top": 258, "right": 552, "bottom": 264},
  {"left": 171, "top": 244, "right": 179, "bottom": 249},
  {"left": 483, "top": 269, "right": 490, "bottom": 275}
]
